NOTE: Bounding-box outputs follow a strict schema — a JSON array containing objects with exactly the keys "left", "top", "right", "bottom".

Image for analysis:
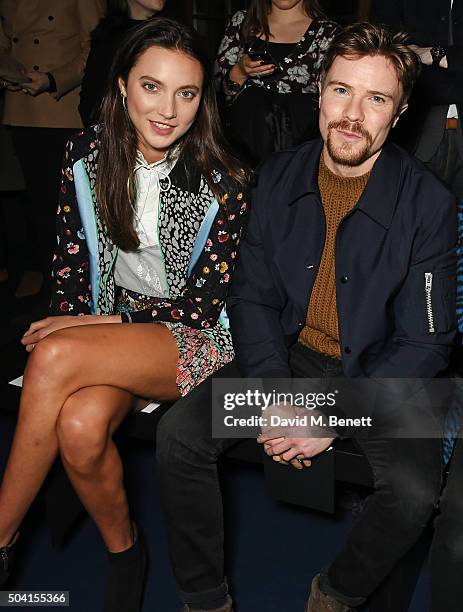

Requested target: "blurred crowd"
[{"left": 0, "top": 0, "right": 460, "bottom": 309}]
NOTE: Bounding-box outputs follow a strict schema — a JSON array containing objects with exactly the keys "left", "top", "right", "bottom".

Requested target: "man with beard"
[{"left": 155, "top": 24, "right": 457, "bottom": 612}]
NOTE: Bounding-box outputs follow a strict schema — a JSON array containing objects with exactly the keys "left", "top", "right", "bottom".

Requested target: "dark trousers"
[
  {"left": 426, "top": 127, "right": 463, "bottom": 200},
  {"left": 156, "top": 345, "right": 443, "bottom": 609},
  {"left": 429, "top": 431, "right": 463, "bottom": 612},
  {"left": 8, "top": 126, "right": 76, "bottom": 287}
]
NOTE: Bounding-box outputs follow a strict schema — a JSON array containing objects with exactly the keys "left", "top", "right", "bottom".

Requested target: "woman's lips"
[{"left": 149, "top": 120, "right": 176, "bottom": 136}]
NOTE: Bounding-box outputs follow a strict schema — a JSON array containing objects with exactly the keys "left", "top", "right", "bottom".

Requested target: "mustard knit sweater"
[{"left": 298, "top": 154, "right": 371, "bottom": 358}]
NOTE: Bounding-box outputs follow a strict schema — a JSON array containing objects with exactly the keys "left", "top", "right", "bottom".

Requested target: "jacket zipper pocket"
[{"left": 425, "top": 272, "right": 435, "bottom": 334}]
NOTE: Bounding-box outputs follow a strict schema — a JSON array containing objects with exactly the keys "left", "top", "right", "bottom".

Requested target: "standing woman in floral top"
[
  {"left": 0, "top": 19, "right": 250, "bottom": 612},
  {"left": 216, "top": 0, "right": 339, "bottom": 166}
]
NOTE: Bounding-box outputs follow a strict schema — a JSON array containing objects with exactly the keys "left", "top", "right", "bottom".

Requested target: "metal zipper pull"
[{"left": 425, "top": 272, "right": 435, "bottom": 334}]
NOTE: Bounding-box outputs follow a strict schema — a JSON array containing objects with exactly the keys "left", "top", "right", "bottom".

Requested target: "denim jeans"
[{"left": 156, "top": 345, "right": 443, "bottom": 609}]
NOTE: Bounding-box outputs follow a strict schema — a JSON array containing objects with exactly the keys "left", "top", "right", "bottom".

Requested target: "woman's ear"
[{"left": 118, "top": 77, "right": 127, "bottom": 98}]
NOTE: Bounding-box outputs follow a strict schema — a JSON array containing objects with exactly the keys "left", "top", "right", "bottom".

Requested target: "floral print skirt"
[{"left": 116, "top": 288, "right": 234, "bottom": 396}]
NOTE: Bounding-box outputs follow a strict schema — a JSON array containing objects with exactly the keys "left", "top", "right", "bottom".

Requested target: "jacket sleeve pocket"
[{"left": 414, "top": 266, "right": 456, "bottom": 336}]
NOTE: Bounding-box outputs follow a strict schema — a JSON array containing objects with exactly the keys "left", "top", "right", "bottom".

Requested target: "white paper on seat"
[
  {"left": 141, "top": 401, "right": 161, "bottom": 413},
  {"left": 9, "top": 376, "right": 23, "bottom": 387}
]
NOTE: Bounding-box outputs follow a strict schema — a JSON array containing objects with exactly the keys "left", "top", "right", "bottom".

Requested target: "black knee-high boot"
[
  {"left": 104, "top": 526, "right": 147, "bottom": 612},
  {"left": 0, "top": 533, "right": 19, "bottom": 587}
]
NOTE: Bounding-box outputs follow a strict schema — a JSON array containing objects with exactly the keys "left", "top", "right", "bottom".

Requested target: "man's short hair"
[{"left": 319, "top": 22, "right": 421, "bottom": 108}]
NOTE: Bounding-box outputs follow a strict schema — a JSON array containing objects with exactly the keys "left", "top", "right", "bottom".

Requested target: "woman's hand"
[
  {"left": 229, "top": 54, "right": 276, "bottom": 86},
  {"left": 20, "top": 71, "right": 50, "bottom": 96},
  {"left": 21, "top": 315, "right": 121, "bottom": 352}
]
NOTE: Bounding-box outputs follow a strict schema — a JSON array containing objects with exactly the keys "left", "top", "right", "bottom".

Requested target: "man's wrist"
[
  {"left": 228, "top": 64, "right": 247, "bottom": 87},
  {"left": 430, "top": 46, "right": 446, "bottom": 67}
]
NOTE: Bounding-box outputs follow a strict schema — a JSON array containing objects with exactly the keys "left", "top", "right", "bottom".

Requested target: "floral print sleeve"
[
  {"left": 215, "top": 10, "right": 340, "bottom": 104},
  {"left": 49, "top": 137, "right": 92, "bottom": 316},
  {"left": 128, "top": 182, "right": 250, "bottom": 329},
  {"left": 214, "top": 10, "right": 247, "bottom": 99}
]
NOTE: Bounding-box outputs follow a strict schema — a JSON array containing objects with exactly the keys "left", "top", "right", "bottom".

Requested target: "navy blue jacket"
[{"left": 228, "top": 139, "right": 457, "bottom": 378}]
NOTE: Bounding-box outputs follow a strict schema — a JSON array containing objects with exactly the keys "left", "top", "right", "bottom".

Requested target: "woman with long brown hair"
[
  {"left": 0, "top": 18, "right": 250, "bottom": 612},
  {"left": 216, "top": 0, "right": 339, "bottom": 166}
]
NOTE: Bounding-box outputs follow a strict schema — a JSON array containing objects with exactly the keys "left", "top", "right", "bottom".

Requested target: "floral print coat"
[
  {"left": 49, "top": 127, "right": 250, "bottom": 346},
  {"left": 215, "top": 10, "right": 339, "bottom": 104}
]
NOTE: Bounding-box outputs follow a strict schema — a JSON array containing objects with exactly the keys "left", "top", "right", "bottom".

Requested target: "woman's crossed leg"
[{"left": 0, "top": 322, "right": 180, "bottom": 550}]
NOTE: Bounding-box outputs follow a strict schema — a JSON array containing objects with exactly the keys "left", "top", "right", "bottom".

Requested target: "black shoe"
[
  {"left": 103, "top": 526, "right": 147, "bottom": 612},
  {"left": 0, "top": 533, "right": 19, "bottom": 587},
  {"left": 306, "top": 576, "right": 353, "bottom": 612},
  {"left": 179, "top": 595, "right": 234, "bottom": 612}
]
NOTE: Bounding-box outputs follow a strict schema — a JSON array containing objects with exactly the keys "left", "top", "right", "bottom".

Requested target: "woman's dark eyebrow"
[{"left": 139, "top": 76, "right": 200, "bottom": 91}]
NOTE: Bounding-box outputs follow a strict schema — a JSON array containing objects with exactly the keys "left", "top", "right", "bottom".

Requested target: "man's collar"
[
  {"left": 286, "top": 139, "right": 323, "bottom": 204},
  {"left": 355, "top": 144, "right": 403, "bottom": 229},
  {"left": 287, "top": 139, "right": 403, "bottom": 230}
]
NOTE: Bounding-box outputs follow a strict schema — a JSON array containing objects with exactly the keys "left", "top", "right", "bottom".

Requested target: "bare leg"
[
  {"left": 57, "top": 385, "right": 134, "bottom": 552},
  {"left": 0, "top": 323, "right": 179, "bottom": 546}
]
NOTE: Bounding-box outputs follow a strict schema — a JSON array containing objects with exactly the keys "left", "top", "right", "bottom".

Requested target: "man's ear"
[
  {"left": 118, "top": 77, "right": 127, "bottom": 98},
  {"left": 393, "top": 103, "right": 408, "bottom": 128}
]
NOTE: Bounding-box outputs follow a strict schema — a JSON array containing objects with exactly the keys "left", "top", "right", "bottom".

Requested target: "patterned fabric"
[
  {"left": 443, "top": 199, "right": 463, "bottom": 463},
  {"left": 50, "top": 126, "right": 250, "bottom": 383},
  {"left": 456, "top": 200, "right": 463, "bottom": 330},
  {"left": 116, "top": 288, "right": 234, "bottom": 396},
  {"left": 215, "top": 10, "right": 339, "bottom": 104},
  {"left": 442, "top": 384, "right": 463, "bottom": 464}
]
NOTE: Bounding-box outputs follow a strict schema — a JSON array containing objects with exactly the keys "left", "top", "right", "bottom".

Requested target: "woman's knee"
[
  {"left": 57, "top": 397, "right": 110, "bottom": 473},
  {"left": 24, "top": 332, "right": 75, "bottom": 384}
]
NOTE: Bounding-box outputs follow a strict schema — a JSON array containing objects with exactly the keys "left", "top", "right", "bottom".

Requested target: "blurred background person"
[
  {"left": 0, "top": 121, "right": 26, "bottom": 290},
  {"left": 0, "top": 0, "right": 105, "bottom": 301},
  {"left": 371, "top": 0, "right": 463, "bottom": 200},
  {"left": 79, "top": 0, "right": 167, "bottom": 127},
  {"left": 369, "top": 6, "right": 463, "bottom": 611},
  {"left": 215, "top": 0, "right": 339, "bottom": 167}
]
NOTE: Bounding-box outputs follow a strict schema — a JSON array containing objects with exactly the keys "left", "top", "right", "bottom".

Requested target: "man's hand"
[
  {"left": 257, "top": 434, "right": 335, "bottom": 469},
  {"left": 21, "top": 314, "right": 121, "bottom": 351},
  {"left": 20, "top": 71, "right": 50, "bottom": 96},
  {"left": 409, "top": 45, "right": 432, "bottom": 65},
  {"left": 256, "top": 403, "right": 336, "bottom": 469}
]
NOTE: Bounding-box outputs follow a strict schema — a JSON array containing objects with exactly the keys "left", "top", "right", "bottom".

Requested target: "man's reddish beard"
[{"left": 326, "top": 119, "right": 374, "bottom": 167}]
